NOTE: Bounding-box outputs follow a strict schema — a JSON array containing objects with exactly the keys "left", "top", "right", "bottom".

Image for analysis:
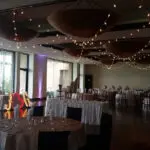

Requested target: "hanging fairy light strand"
[
  {"left": 55, "top": 12, "right": 111, "bottom": 48},
  {"left": 7, "top": 0, "right": 150, "bottom": 68},
  {"left": 12, "top": 10, "right": 18, "bottom": 41},
  {"left": 12, "top": 9, "right": 21, "bottom": 49}
]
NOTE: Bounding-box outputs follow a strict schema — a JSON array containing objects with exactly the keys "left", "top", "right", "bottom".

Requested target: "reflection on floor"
[
  {"left": 1, "top": 103, "right": 150, "bottom": 150},
  {"left": 111, "top": 106, "right": 150, "bottom": 150}
]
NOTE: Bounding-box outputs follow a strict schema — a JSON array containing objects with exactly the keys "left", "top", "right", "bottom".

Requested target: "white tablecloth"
[
  {"left": 0, "top": 117, "right": 86, "bottom": 150},
  {"left": 45, "top": 99, "right": 104, "bottom": 125}
]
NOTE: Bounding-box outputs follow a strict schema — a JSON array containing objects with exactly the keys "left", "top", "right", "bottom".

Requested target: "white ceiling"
[{"left": 0, "top": 36, "right": 97, "bottom": 64}]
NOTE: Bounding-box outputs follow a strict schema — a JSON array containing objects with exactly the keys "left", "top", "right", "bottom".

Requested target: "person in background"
[{"left": 111, "top": 85, "right": 116, "bottom": 92}]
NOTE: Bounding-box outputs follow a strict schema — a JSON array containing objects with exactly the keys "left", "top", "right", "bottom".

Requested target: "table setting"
[{"left": 0, "top": 117, "right": 86, "bottom": 150}]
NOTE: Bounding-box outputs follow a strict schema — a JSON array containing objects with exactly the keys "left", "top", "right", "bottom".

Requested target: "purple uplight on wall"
[
  {"left": 38, "top": 76, "right": 42, "bottom": 98},
  {"left": 35, "top": 54, "right": 47, "bottom": 98}
]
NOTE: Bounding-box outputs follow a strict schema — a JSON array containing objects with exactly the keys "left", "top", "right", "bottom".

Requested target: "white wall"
[
  {"left": 79, "top": 64, "right": 84, "bottom": 92},
  {"left": 85, "top": 63, "right": 150, "bottom": 89}
]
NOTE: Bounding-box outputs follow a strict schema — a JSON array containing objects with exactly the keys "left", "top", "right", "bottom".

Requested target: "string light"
[
  {"left": 21, "top": 11, "right": 24, "bottom": 15},
  {"left": 32, "top": 45, "right": 36, "bottom": 48},
  {"left": 138, "top": 5, "right": 143, "bottom": 9},
  {"left": 12, "top": 9, "right": 18, "bottom": 43},
  {"left": 53, "top": 0, "right": 146, "bottom": 62},
  {"left": 130, "top": 33, "right": 133, "bottom": 36},
  {"left": 29, "top": 18, "right": 32, "bottom": 22},
  {"left": 55, "top": 12, "right": 111, "bottom": 48},
  {"left": 113, "top": 4, "right": 117, "bottom": 8},
  {"left": 7, "top": 1, "right": 148, "bottom": 65}
]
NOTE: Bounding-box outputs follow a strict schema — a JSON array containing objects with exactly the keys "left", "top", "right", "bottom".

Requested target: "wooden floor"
[{"left": 110, "top": 106, "right": 150, "bottom": 150}]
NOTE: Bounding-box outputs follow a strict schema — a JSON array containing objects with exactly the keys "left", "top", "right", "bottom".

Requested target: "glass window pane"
[
  {"left": 20, "top": 54, "right": 27, "bottom": 68},
  {"left": 20, "top": 70, "right": 27, "bottom": 93},
  {"left": 47, "top": 59, "right": 72, "bottom": 97},
  {"left": 0, "top": 51, "right": 13, "bottom": 94}
]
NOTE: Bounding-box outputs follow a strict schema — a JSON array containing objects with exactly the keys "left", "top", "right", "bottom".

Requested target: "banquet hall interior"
[{"left": 0, "top": 0, "right": 150, "bottom": 150}]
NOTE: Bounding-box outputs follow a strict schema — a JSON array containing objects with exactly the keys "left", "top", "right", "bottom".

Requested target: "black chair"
[
  {"left": 86, "top": 112, "right": 113, "bottom": 150},
  {"left": 67, "top": 107, "right": 82, "bottom": 121},
  {"left": 32, "top": 106, "right": 44, "bottom": 116},
  {"left": 99, "top": 113, "right": 112, "bottom": 150},
  {"left": 38, "top": 131, "right": 70, "bottom": 150}
]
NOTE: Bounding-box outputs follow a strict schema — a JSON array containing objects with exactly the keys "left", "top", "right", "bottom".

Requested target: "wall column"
[
  {"left": 14, "top": 52, "right": 20, "bottom": 93},
  {"left": 73, "top": 63, "right": 78, "bottom": 81},
  {"left": 28, "top": 54, "right": 34, "bottom": 98},
  {"left": 79, "top": 64, "right": 85, "bottom": 93},
  {"left": 33, "top": 54, "right": 47, "bottom": 98}
]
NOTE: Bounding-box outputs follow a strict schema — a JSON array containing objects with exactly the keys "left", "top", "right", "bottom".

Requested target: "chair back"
[
  {"left": 86, "top": 112, "right": 112, "bottom": 150},
  {"left": 99, "top": 112, "right": 112, "bottom": 150},
  {"left": 67, "top": 107, "right": 82, "bottom": 121},
  {"left": 38, "top": 131, "right": 70, "bottom": 150},
  {"left": 33, "top": 106, "right": 44, "bottom": 116}
]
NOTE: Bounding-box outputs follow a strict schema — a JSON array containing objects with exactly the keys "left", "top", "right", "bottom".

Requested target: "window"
[
  {"left": 47, "top": 59, "right": 72, "bottom": 96},
  {"left": 0, "top": 50, "right": 14, "bottom": 94},
  {"left": 20, "top": 53, "right": 29, "bottom": 93}
]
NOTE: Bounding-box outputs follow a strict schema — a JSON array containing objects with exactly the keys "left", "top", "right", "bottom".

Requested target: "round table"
[{"left": 0, "top": 117, "right": 86, "bottom": 150}]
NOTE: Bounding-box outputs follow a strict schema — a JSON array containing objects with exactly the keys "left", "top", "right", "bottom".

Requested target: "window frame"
[{"left": 19, "top": 53, "right": 29, "bottom": 92}]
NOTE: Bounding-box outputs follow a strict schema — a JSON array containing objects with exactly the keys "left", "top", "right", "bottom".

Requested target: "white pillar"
[
  {"left": 14, "top": 52, "right": 20, "bottom": 93},
  {"left": 79, "top": 64, "right": 84, "bottom": 93},
  {"left": 28, "top": 54, "right": 34, "bottom": 98},
  {"left": 33, "top": 54, "right": 47, "bottom": 98},
  {"left": 73, "top": 63, "right": 78, "bottom": 81}
]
